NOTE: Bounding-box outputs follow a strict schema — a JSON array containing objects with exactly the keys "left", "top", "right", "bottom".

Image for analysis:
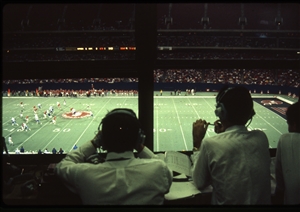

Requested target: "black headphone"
[
  {"left": 215, "top": 87, "right": 233, "bottom": 121},
  {"left": 215, "top": 87, "right": 255, "bottom": 125},
  {"left": 96, "top": 109, "right": 145, "bottom": 151}
]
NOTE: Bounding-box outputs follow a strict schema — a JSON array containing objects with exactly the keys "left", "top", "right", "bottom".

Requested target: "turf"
[{"left": 2, "top": 93, "right": 297, "bottom": 153}]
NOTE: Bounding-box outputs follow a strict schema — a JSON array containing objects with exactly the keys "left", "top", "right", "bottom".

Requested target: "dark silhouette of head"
[
  {"left": 286, "top": 101, "right": 300, "bottom": 132},
  {"left": 215, "top": 85, "right": 255, "bottom": 125},
  {"left": 101, "top": 108, "right": 141, "bottom": 153}
]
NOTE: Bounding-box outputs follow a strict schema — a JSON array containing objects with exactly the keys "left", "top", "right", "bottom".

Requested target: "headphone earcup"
[
  {"left": 95, "top": 131, "right": 105, "bottom": 150},
  {"left": 99, "top": 132, "right": 105, "bottom": 150},
  {"left": 215, "top": 103, "right": 227, "bottom": 121}
]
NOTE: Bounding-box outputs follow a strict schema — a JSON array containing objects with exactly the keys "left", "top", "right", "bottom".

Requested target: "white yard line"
[
  {"left": 42, "top": 120, "right": 73, "bottom": 151},
  {"left": 14, "top": 121, "right": 52, "bottom": 149},
  {"left": 202, "top": 98, "right": 215, "bottom": 111},
  {"left": 254, "top": 102, "right": 285, "bottom": 135},
  {"left": 68, "top": 97, "right": 134, "bottom": 152},
  {"left": 68, "top": 98, "right": 113, "bottom": 152},
  {"left": 255, "top": 114, "right": 283, "bottom": 135},
  {"left": 253, "top": 97, "right": 290, "bottom": 122},
  {"left": 2, "top": 98, "right": 19, "bottom": 111},
  {"left": 171, "top": 98, "right": 188, "bottom": 150},
  {"left": 202, "top": 98, "right": 218, "bottom": 137},
  {"left": 188, "top": 98, "right": 212, "bottom": 138},
  {"left": 155, "top": 99, "right": 160, "bottom": 151},
  {"left": 2, "top": 98, "right": 48, "bottom": 125},
  {"left": 154, "top": 96, "right": 216, "bottom": 99},
  {"left": 257, "top": 106, "right": 287, "bottom": 122}
]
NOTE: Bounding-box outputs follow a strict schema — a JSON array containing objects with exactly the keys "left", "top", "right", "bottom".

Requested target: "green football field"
[{"left": 2, "top": 92, "right": 297, "bottom": 153}]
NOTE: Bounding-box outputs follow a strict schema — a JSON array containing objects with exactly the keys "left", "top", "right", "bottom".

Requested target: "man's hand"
[
  {"left": 135, "top": 144, "right": 145, "bottom": 153},
  {"left": 193, "top": 119, "right": 209, "bottom": 149},
  {"left": 214, "top": 120, "right": 225, "bottom": 134}
]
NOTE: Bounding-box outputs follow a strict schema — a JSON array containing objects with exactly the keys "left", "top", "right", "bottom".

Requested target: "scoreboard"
[{"left": 56, "top": 46, "right": 136, "bottom": 51}]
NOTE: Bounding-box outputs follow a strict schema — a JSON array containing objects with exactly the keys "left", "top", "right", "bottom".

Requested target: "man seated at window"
[{"left": 55, "top": 108, "right": 173, "bottom": 205}]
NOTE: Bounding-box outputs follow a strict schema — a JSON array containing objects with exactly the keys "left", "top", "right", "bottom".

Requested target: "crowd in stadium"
[
  {"left": 4, "top": 51, "right": 298, "bottom": 62},
  {"left": 2, "top": 69, "right": 299, "bottom": 97},
  {"left": 4, "top": 34, "right": 299, "bottom": 49},
  {"left": 3, "top": 77, "right": 137, "bottom": 85},
  {"left": 154, "top": 69, "right": 300, "bottom": 86},
  {"left": 157, "top": 52, "right": 299, "bottom": 60},
  {"left": 3, "top": 52, "right": 135, "bottom": 62},
  {"left": 157, "top": 36, "right": 299, "bottom": 49},
  {"left": 3, "top": 69, "right": 299, "bottom": 86}
]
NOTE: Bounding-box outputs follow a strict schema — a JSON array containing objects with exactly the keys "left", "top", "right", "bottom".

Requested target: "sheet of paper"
[
  {"left": 165, "top": 181, "right": 200, "bottom": 200},
  {"left": 165, "top": 151, "right": 192, "bottom": 176},
  {"left": 173, "top": 173, "right": 188, "bottom": 179},
  {"left": 155, "top": 153, "right": 166, "bottom": 161},
  {"left": 164, "top": 181, "right": 214, "bottom": 200}
]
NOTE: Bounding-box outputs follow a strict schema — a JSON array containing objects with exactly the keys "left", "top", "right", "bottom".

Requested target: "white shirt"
[
  {"left": 55, "top": 141, "right": 173, "bottom": 205},
  {"left": 191, "top": 125, "right": 271, "bottom": 205},
  {"left": 275, "top": 132, "right": 300, "bottom": 204}
]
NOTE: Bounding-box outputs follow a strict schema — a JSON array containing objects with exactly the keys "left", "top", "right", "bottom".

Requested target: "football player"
[
  {"left": 35, "top": 114, "right": 42, "bottom": 125},
  {"left": 8, "top": 135, "right": 14, "bottom": 146},
  {"left": 11, "top": 117, "right": 18, "bottom": 126},
  {"left": 50, "top": 116, "right": 57, "bottom": 125}
]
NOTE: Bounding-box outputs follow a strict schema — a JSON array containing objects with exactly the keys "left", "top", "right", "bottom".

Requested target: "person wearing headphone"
[
  {"left": 191, "top": 85, "right": 271, "bottom": 205},
  {"left": 55, "top": 108, "right": 172, "bottom": 205},
  {"left": 275, "top": 101, "right": 300, "bottom": 205}
]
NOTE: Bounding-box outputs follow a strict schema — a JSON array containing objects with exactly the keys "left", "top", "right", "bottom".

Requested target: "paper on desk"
[
  {"left": 156, "top": 151, "right": 192, "bottom": 176},
  {"left": 156, "top": 153, "right": 165, "bottom": 160},
  {"left": 165, "top": 178, "right": 213, "bottom": 200}
]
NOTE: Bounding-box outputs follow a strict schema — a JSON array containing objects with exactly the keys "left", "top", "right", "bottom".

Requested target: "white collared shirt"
[
  {"left": 275, "top": 132, "right": 300, "bottom": 204},
  {"left": 55, "top": 141, "right": 173, "bottom": 205},
  {"left": 191, "top": 125, "right": 271, "bottom": 205}
]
